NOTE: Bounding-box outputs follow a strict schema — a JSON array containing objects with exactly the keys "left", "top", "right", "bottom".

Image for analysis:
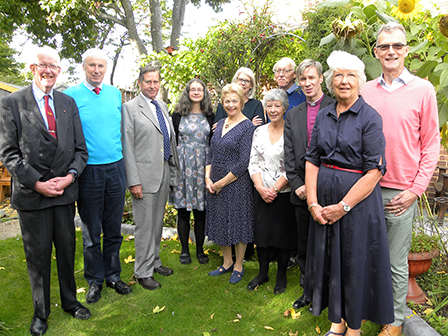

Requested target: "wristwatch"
[
  {"left": 68, "top": 170, "right": 77, "bottom": 184},
  {"left": 340, "top": 200, "right": 351, "bottom": 212}
]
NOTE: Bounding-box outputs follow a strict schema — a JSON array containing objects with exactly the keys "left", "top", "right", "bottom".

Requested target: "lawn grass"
[{"left": 0, "top": 231, "right": 383, "bottom": 336}]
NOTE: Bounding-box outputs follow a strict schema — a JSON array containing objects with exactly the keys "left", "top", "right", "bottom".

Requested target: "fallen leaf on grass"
[
  {"left": 283, "top": 308, "right": 300, "bottom": 319},
  {"left": 203, "top": 332, "right": 211, "bottom": 336},
  {"left": 210, "top": 313, "right": 215, "bottom": 319},
  {"left": 236, "top": 314, "right": 242, "bottom": 319},
  {"left": 77, "top": 287, "right": 86, "bottom": 293},
  {"left": 204, "top": 249, "right": 210, "bottom": 255},
  {"left": 153, "top": 306, "right": 165, "bottom": 314},
  {"left": 423, "top": 308, "right": 434, "bottom": 315},
  {"left": 218, "top": 250, "right": 223, "bottom": 256},
  {"left": 171, "top": 249, "right": 181, "bottom": 254},
  {"left": 316, "top": 325, "right": 321, "bottom": 333},
  {"left": 232, "top": 319, "right": 240, "bottom": 322},
  {"left": 129, "top": 280, "right": 137, "bottom": 285},
  {"left": 426, "top": 297, "right": 433, "bottom": 306},
  {"left": 0, "top": 267, "right": 5, "bottom": 270},
  {"left": 289, "top": 330, "right": 298, "bottom": 336},
  {"left": 437, "top": 270, "right": 446, "bottom": 274},
  {"left": 75, "top": 227, "right": 82, "bottom": 231},
  {"left": 124, "top": 235, "right": 135, "bottom": 241},
  {"left": 170, "top": 234, "right": 178, "bottom": 241},
  {"left": 264, "top": 326, "right": 274, "bottom": 330},
  {"left": 124, "top": 255, "right": 135, "bottom": 264}
]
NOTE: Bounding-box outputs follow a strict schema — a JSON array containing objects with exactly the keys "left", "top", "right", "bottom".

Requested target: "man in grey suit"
[
  {"left": 122, "top": 65, "right": 180, "bottom": 290},
  {"left": 0, "top": 46, "right": 90, "bottom": 335},
  {"left": 284, "top": 59, "right": 335, "bottom": 311}
]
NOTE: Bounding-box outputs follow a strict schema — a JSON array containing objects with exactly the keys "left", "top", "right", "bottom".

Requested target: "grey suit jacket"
[
  {"left": 0, "top": 86, "right": 88, "bottom": 210},
  {"left": 284, "top": 94, "right": 335, "bottom": 205},
  {"left": 122, "top": 93, "right": 180, "bottom": 193}
]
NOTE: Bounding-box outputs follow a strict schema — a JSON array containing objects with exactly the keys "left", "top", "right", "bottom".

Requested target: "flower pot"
[{"left": 406, "top": 249, "right": 440, "bottom": 304}]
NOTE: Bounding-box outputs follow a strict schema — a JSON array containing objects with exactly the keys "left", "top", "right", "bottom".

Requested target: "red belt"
[{"left": 322, "top": 163, "right": 363, "bottom": 174}]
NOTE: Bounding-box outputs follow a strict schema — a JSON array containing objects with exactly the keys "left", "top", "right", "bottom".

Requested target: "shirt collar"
[
  {"left": 83, "top": 81, "right": 102, "bottom": 91},
  {"left": 307, "top": 93, "right": 324, "bottom": 107},
  {"left": 286, "top": 82, "right": 299, "bottom": 94},
  {"left": 378, "top": 68, "right": 413, "bottom": 86},
  {"left": 32, "top": 81, "right": 54, "bottom": 101}
]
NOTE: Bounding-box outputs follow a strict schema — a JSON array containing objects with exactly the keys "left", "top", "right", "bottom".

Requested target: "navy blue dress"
[
  {"left": 304, "top": 97, "right": 394, "bottom": 329},
  {"left": 205, "top": 118, "right": 255, "bottom": 246}
]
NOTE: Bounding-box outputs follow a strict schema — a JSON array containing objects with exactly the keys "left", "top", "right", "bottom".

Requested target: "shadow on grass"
[{"left": 0, "top": 231, "right": 383, "bottom": 335}]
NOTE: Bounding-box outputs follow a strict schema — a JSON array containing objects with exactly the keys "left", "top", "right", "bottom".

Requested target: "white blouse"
[{"left": 248, "top": 124, "right": 291, "bottom": 193}]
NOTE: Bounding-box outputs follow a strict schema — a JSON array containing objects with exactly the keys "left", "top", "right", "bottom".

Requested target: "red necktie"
[
  {"left": 93, "top": 87, "right": 101, "bottom": 95},
  {"left": 44, "top": 95, "right": 57, "bottom": 139}
]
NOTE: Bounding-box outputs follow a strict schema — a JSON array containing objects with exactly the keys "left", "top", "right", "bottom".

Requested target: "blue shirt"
[
  {"left": 286, "top": 83, "right": 306, "bottom": 113},
  {"left": 31, "top": 82, "right": 55, "bottom": 130}
]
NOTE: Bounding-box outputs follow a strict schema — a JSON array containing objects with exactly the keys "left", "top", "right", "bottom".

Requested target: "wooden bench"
[{"left": 0, "top": 161, "right": 11, "bottom": 203}]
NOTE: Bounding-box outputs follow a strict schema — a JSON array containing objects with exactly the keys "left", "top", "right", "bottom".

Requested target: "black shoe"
[
  {"left": 179, "top": 253, "right": 192, "bottom": 264},
  {"left": 197, "top": 253, "right": 209, "bottom": 264},
  {"left": 137, "top": 277, "right": 161, "bottom": 290},
  {"left": 154, "top": 266, "right": 173, "bottom": 276},
  {"left": 65, "top": 304, "right": 91, "bottom": 320},
  {"left": 292, "top": 294, "right": 311, "bottom": 309},
  {"left": 274, "top": 285, "right": 286, "bottom": 295},
  {"left": 106, "top": 279, "right": 132, "bottom": 295},
  {"left": 247, "top": 276, "right": 269, "bottom": 291},
  {"left": 287, "top": 256, "right": 298, "bottom": 270},
  {"left": 30, "top": 316, "right": 48, "bottom": 336},
  {"left": 86, "top": 283, "right": 102, "bottom": 304}
]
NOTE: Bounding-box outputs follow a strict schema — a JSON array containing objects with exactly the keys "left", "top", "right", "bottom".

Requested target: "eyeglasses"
[
  {"left": 34, "top": 63, "right": 59, "bottom": 71},
  {"left": 190, "top": 88, "right": 204, "bottom": 93},
  {"left": 274, "top": 69, "right": 293, "bottom": 75},
  {"left": 237, "top": 78, "right": 251, "bottom": 85},
  {"left": 376, "top": 43, "right": 406, "bottom": 52}
]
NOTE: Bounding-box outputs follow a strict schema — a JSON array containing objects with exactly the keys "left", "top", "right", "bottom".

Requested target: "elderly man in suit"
[
  {"left": 122, "top": 65, "right": 180, "bottom": 290},
  {"left": 284, "top": 59, "right": 335, "bottom": 311},
  {"left": 0, "top": 46, "right": 90, "bottom": 336},
  {"left": 64, "top": 48, "right": 132, "bottom": 304}
]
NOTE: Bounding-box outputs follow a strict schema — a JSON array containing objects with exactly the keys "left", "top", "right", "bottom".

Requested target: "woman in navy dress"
[
  {"left": 304, "top": 51, "right": 394, "bottom": 336},
  {"left": 206, "top": 83, "right": 255, "bottom": 284},
  {"left": 171, "top": 79, "right": 214, "bottom": 265}
]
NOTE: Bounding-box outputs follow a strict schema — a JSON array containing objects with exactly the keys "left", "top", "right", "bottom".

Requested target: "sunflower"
[
  {"left": 391, "top": 0, "right": 423, "bottom": 21},
  {"left": 439, "top": 15, "right": 448, "bottom": 38}
]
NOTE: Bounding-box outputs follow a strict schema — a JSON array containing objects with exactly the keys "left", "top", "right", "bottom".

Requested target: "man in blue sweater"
[{"left": 65, "top": 48, "right": 132, "bottom": 304}]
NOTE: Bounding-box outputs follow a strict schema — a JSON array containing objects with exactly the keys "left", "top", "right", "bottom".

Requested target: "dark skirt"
[{"left": 253, "top": 191, "right": 297, "bottom": 249}]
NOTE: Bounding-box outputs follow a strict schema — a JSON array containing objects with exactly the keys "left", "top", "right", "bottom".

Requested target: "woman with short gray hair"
[{"left": 247, "top": 89, "right": 296, "bottom": 294}]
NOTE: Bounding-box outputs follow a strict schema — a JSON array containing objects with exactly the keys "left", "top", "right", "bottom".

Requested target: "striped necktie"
[{"left": 151, "top": 100, "right": 171, "bottom": 160}]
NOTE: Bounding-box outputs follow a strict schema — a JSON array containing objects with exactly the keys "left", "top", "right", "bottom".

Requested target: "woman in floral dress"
[{"left": 171, "top": 79, "right": 214, "bottom": 264}]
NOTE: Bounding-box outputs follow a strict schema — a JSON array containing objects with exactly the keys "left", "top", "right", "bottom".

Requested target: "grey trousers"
[
  {"left": 132, "top": 162, "right": 170, "bottom": 278},
  {"left": 382, "top": 187, "right": 417, "bottom": 327}
]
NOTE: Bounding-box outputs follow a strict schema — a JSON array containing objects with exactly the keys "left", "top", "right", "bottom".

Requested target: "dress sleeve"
[
  {"left": 248, "top": 127, "right": 262, "bottom": 177},
  {"left": 361, "top": 106, "right": 387, "bottom": 175},
  {"left": 230, "top": 121, "right": 256, "bottom": 178}
]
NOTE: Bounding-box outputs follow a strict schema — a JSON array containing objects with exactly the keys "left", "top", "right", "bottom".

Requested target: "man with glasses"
[
  {"left": 273, "top": 57, "right": 305, "bottom": 114},
  {"left": 65, "top": 48, "right": 132, "bottom": 304},
  {"left": 122, "top": 65, "right": 180, "bottom": 290},
  {"left": 0, "top": 46, "right": 90, "bottom": 335},
  {"left": 362, "top": 22, "right": 439, "bottom": 336}
]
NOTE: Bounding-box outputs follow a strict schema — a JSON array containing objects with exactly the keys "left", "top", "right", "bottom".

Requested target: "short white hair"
[
  {"left": 82, "top": 48, "right": 108, "bottom": 65},
  {"left": 273, "top": 57, "right": 296, "bottom": 72},
  {"left": 34, "top": 46, "right": 60, "bottom": 66},
  {"left": 324, "top": 50, "right": 366, "bottom": 95}
]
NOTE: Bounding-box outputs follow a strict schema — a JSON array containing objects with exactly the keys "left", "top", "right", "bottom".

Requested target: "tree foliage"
[
  {"left": 142, "top": 1, "right": 306, "bottom": 108},
  {"left": 0, "top": 42, "right": 30, "bottom": 86}
]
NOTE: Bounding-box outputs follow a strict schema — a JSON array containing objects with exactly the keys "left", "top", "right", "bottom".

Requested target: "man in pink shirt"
[{"left": 362, "top": 22, "right": 440, "bottom": 336}]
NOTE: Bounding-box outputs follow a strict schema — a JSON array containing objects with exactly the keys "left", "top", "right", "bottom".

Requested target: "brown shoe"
[
  {"left": 378, "top": 324, "right": 402, "bottom": 336},
  {"left": 137, "top": 277, "right": 161, "bottom": 290},
  {"left": 154, "top": 266, "right": 173, "bottom": 276}
]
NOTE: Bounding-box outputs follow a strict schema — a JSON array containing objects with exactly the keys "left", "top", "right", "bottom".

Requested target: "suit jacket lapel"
[
  {"left": 138, "top": 94, "right": 162, "bottom": 133},
  {"left": 23, "top": 87, "right": 58, "bottom": 145}
]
